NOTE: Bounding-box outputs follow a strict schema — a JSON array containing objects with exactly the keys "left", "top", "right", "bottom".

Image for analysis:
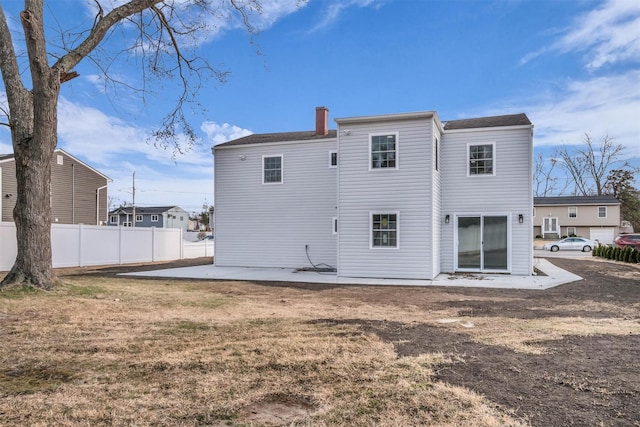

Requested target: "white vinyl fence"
[{"left": 0, "top": 222, "right": 213, "bottom": 271}]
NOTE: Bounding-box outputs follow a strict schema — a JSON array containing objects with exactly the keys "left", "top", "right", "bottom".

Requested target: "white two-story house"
[{"left": 213, "top": 107, "right": 533, "bottom": 281}]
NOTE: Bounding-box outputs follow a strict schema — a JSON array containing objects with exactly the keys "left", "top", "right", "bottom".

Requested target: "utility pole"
[{"left": 132, "top": 171, "right": 136, "bottom": 228}]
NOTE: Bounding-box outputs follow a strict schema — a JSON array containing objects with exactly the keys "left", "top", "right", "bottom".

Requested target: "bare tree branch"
[
  {"left": 533, "top": 153, "right": 559, "bottom": 196},
  {"left": 555, "top": 132, "right": 626, "bottom": 196},
  {"left": 52, "top": 0, "right": 164, "bottom": 79}
]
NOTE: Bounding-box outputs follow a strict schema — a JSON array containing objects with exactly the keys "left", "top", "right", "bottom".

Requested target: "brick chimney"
[{"left": 315, "top": 106, "right": 329, "bottom": 136}]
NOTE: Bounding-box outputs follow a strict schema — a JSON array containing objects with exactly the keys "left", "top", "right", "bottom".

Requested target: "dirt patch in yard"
[
  {"left": 332, "top": 320, "right": 639, "bottom": 427},
  {"left": 319, "top": 258, "right": 640, "bottom": 427}
]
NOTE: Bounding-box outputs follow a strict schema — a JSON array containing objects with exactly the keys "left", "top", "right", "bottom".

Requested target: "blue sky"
[{"left": 0, "top": 0, "right": 639, "bottom": 213}]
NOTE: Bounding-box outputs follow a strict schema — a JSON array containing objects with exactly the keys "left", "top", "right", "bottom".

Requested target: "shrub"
[
  {"left": 592, "top": 245, "right": 599, "bottom": 257},
  {"left": 606, "top": 246, "right": 614, "bottom": 260},
  {"left": 612, "top": 246, "right": 621, "bottom": 261},
  {"left": 535, "top": 235, "right": 542, "bottom": 239}
]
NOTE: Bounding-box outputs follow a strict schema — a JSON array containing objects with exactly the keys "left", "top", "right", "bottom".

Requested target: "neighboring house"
[
  {"left": 213, "top": 107, "right": 534, "bottom": 280},
  {"left": 0, "top": 149, "right": 111, "bottom": 225},
  {"left": 108, "top": 206, "right": 190, "bottom": 231},
  {"left": 533, "top": 195, "right": 621, "bottom": 244}
]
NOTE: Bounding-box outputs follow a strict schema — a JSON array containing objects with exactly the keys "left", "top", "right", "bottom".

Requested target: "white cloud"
[
  {"left": 521, "top": 70, "right": 640, "bottom": 158},
  {"left": 201, "top": 121, "right": 253, "bottom": 146},
  {"left": 308, "top": 0, "right": 386, "bottom": 33},
  {"left": 105, "top": 163, "right": 214, "bottom": 213},
  {"left": 522, "top": 0, "right": 640, "bottom": 69}
]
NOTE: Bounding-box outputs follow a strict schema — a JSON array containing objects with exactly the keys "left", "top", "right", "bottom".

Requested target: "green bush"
[
  {"left": 613, "top": 247, "right": 621, "bottom": 261},
  {"left": 594, "top": 245, "right": 640, "bottom": 263},
  {"left": 606, "top": 246, "right": 614, "bottom": 260}
]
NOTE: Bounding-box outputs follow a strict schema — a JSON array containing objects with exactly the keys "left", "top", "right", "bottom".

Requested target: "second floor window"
[
  {"left": 371, "top": 133, "right": 397, "bottom": 169},
  {"left": 263, "top": 155, "right": 283, "bottom": 184},
  {"left": 468, "top": 143, "right": 495, "bottom": 175},
  {"left": 598, "top": 206, "right": 607, "bottom": 218},
  {"left": 568, "top": 207, "right": 577, "bottom": 218},
  {"left": 329, "top": 151, "right": 337, "bottom": 168}
]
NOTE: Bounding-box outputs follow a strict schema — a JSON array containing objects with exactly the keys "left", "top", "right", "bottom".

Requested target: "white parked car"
[{"left": 543, "top": 237, "right": 597, "bottom": 252}]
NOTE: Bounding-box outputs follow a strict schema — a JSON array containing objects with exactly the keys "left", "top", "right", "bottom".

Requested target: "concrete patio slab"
[{"left": 122, "top": 258, "right": 581, "bottom": 290}]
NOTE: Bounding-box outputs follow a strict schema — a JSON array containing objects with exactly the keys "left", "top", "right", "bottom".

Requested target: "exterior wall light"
[
  {"left": 445, "top": 214, "right": 450, "bottom": 224},
  {"left": 518, "top": 214, "right": 524, "bottom": 223}
]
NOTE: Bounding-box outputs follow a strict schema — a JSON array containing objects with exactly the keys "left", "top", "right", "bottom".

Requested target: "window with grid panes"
[
  {"left": 263, "top": 155, "right": 282, "bottom": 183},
  {"left": 469, "top": 144, "right": 494, "bottom": 175},
  {"left": 372, "top": 213, "right": 397, "bottom": 247},
  {"left": 371, "top": 134, "right": 397, "bottom": 169}
]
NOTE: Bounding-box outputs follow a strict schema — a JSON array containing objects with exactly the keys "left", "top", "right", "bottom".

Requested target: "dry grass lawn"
[{"left": 1, "top": 267, "right": 638, "bottom": 426}]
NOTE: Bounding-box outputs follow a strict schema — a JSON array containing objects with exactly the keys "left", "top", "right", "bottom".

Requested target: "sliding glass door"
[{"left": 457, "top": 215, "right": 508, "bottom": 272}]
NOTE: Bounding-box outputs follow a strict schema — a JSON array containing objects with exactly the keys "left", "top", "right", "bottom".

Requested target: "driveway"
[{"left": 534, "top": 248, "right": 595, "bottom": 259}]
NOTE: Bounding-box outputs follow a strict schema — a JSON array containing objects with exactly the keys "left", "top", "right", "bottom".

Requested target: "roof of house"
[
  {"left": 534, "top": 195, "right": 620, "bottom": 206},
  {"left": 216, "top": 130, "right": 338, "bottom": 148},
  {"left": 109, "top": 206, "right": 184, "bottom": 215},
  {"left": 0, "top": 148, "right": 112, "bottom": 181},
  {"left": 215, "top": 112, "right": 532, "bottom": 149},
  {"left": 443, "top": 113, "right": 531, "bottom": 130}
]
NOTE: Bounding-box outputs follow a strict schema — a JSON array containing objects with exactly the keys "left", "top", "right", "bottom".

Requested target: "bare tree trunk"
[{"left": 0, "top": 2, "right": 60, "bottom": 289}]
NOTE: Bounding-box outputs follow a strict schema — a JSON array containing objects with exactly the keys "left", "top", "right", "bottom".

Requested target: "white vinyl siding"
[
  {"left": 215, "top": 140, "right": 337, "bottom": 268},
  {"left": 337, "top": 116, "right": 435, "bottom": 279},
  {"left": 441, "top": 127, "right": 532, "bottom": 275}
]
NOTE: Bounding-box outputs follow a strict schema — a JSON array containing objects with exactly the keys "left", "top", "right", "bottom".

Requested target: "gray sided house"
[
  {"left": 533, "top": 195, "right": 621, "bottom": 244},
  {"left": 108, "top": 206, "right": 190, "bottom": 231},
  {"left": 214, "top": 107, "right": 534, "bottom": 280},
  {"left": 0, "top": 149, "right": 111, "bottom": 225}
]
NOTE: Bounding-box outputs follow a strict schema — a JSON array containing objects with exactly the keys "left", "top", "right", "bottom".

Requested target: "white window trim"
[
  {"left": 136, "top": 214, "right": 143, "bottom": 222},
  {"left": 466, "top": 141, "right": 496, "bottom": 177},
  {"left": 369, "top": 132, "right": 399, "bottom": 171},
  {"left": 262, "top": 154, "right": 284, "bottom": 184},
  {"left": 566, "top": 226, "right": 577, "bottom": 236},
  {"left": 369, "top": 211, "right": 400, "bottom": 249},
  {"left": 123, "top": 221, "right": 132, "bottom": 227},
  {"left": 332, "top": 216, "right": 338, "bottom": 235},
  {"left": 568, "top": 206, "right": 577, "bottom": 218},
  {"left": 598, "top": 206, "right": 607, "bottom": 218},
  {"left": 329, "top": 151, "right": 337, "bottom": 168},
  {"left": 151, "top": 214, "right": 159, "bottom": 222},
  {"left": 110, "top": 215, "right": 118, "bottom": 224}
]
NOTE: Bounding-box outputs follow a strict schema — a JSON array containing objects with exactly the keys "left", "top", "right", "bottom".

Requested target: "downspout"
[
  {"left": 72, "top": 163, "right": 75, "bottom": 224},
  {"left": 96, "top": 184, "right": 107, "bottom": 225}
]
